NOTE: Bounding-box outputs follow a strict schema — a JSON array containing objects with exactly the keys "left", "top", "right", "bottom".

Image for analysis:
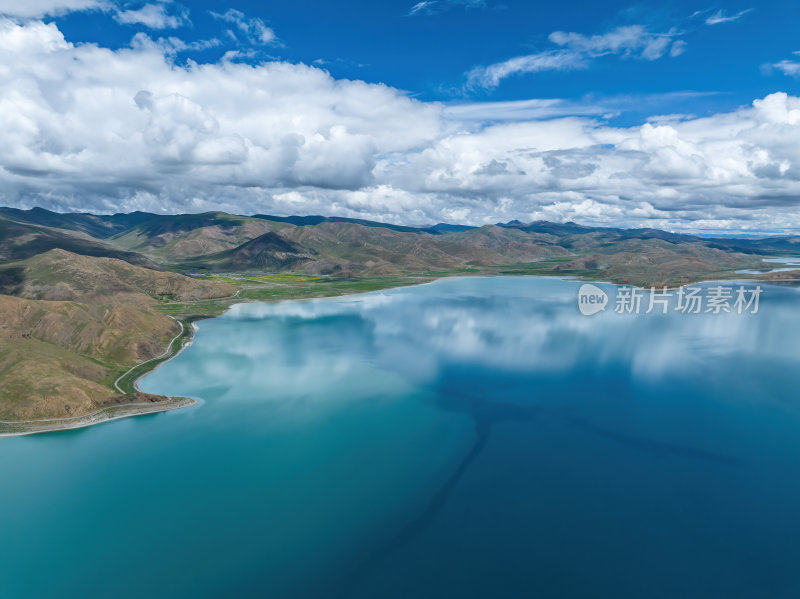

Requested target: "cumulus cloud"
[
  {"left": 0, "top": 18, "right": 440, "bottom": 211},
  {"left": 467, "top": 25, "right": 684, "bottom": 90},
  {"left": 210, "top": 8, "right": 277, "bottom": 45},
  {"left": 2, "top": 19, "right": 800, "bottom": 233},
  {"left": 383, "top": 92, "right": 800, "bottom": 230},
  {"left": 114, "top": 2, "right": 188, "bottom": 29},
  {"left": 705, "top": 8, "right": 753, "bottom": 25}
]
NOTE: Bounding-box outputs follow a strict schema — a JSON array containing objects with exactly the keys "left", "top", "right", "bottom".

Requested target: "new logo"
[{"left": 578, "top": 284, "right": 608, "bottom": 316}]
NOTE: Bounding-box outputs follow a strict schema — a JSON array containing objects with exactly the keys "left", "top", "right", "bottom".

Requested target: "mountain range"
[{"left": 1, "top": 206, "right": 798, "bottom": 432}]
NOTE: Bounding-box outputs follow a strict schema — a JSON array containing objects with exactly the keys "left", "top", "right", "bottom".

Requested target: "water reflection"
[
  {"left": 224, "top": 277, "right": 800, "bottom": 386},
  {"left": 140, "top": 276, "right": 800, "bottom": 598}
]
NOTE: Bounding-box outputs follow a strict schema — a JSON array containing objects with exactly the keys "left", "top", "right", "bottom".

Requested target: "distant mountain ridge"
[
  {"left": 252, "top": 214, "right": 447, "bottom": 234},
  {"left": 0, "top": 207, "right": 475, "bottom": 238},
  {"left": 1, "top": 207, "right": 798, "bottom": 282},
  {"left": 4, "top": 206, "right": 795, "bottom": 249},
  {"left": 0, "top": 215, "right": 160, "bottom": 268}
]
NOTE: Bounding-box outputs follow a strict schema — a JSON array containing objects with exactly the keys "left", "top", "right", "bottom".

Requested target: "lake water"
[
  {"left": 3, "top": 277, "right": 800, "bottom": 598},
  {"left": 738, "top": 257, "right": 800, "bottom": 274}
]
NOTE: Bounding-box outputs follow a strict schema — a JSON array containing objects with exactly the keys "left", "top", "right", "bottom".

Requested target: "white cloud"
[
  {"left": 0, "top": 0, "right": 190, "bottom": 30},
  {"left": 0, "top": 18, "right": 440, "bottom": 212},
  {"left": 2, "top": 19, "right": 800, "bottom": 233},
  {"left": 446, "top": 91, "right": 718, "bottom": 123},
  {"left": 210, "top": 8, "right": 277, "bottom": 45},
  {"left": 443, "top": 98, "right": 607, "bottom": 122},
  {"left": 130, "top": 33, "right": 219, "bottom": 56},
  {"left": 765, "top": 52, "right": 800, "bottom": 78},
  {"left": 548, "top": 25, "right": 678, "bottom": 60},
  {"left": 773, "top": 61, "right": 800, "bottom": 77},
  {"left": 0, "top": 0, "right": 107, "bottom": 18},
  {"left": 705, "top": 8, "right": 753, "bottom": 25},
  {"left": 114, "top": 2, "right": 188, "bottom": 29},
  {"left": 407, "top": 0, "right": 485, "bottom": 16},
  {"left": 670, "top": 40, "right": 687, "bottom": 57},
  {"left": 466, "top": 51, "right": 587, "bottom": 89},
  {"left": 376, "top": 91, "right": 800, "bottom": 231},
  {"left": 408, "top": 1, "right": 437, "bottom": 15},
  {"left": 467, "top": 25, "right": 685, "bottom": 90}
]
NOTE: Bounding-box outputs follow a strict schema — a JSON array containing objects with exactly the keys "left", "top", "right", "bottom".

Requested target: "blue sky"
[
  {"left": 1, "top": 0, "right": 800, "bottom": 232},
  {"left": 54, "top": 0, "right": 798, "bottom": 119}
]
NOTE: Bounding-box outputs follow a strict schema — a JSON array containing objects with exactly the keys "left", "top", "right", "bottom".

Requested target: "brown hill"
[
  {"left": 109, "top": 214, "right": 286, "bottom": 261},
  {"left": 0, "top": 215, "right": 160, "bottom": 268},
  {"left": 272, "top": 222, "right": 568, "bottom": 276},
  {"left": 1, "top": 249, "right": 235, "bottom": 303},
  {"left": 552, "top": 238, "right": 755, "bottom": 286},
  {"left": 0, "top": 294, "right": 180, "bottom": 420}
]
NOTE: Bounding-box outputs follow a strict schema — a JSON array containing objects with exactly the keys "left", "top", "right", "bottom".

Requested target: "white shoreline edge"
[{"left": 0, "top": 398, "right": 196, "bottom": 437}]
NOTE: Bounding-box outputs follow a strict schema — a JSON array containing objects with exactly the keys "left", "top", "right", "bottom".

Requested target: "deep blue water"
[{"left": 3, "top": 277, "right": 800, "bottom": 598}]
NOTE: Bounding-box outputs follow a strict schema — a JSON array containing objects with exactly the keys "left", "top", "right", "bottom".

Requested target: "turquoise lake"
[{"left": 3, "top": 276, "right": 800, "bottom": 598}]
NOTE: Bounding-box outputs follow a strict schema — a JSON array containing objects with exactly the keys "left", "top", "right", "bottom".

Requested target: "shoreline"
[
  {"left": 1, "top": 315, "right": 205, "bottom": 438},
  {"left": 0, "top": 277, "right": 441, "bottom": 438},
  {"left": 0, "top": 396, "right": 196, "bottom": 437},
  {"left": 114, "top": 315, "right": 185, "bottom": 394},
  {"left": 5, "top": 271, "right": 796, "bottom": 438},
  {"left": 121, "top": 318, "right": 203, "bottom": 394}
]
